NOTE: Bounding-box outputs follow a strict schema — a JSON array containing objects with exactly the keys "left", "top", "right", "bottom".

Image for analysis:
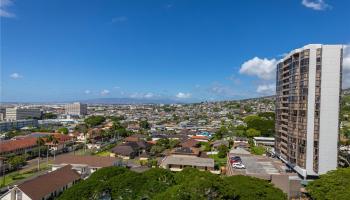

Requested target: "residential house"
[
  {"left": 0, "top": 165, "right": 80, "bottom": 200},
  {"left": 111, "top": 141, "right": 150, "bottom": 159},
  {"left": 211, "top": 140, "right": 229, "bottom": 150},
  {"left": 181, "top": 139, "right": 200, "bottom": 148},
  {"left": 123, "top": 134, "right": 146, "bottom": 143},
  {"left": 160, "top": 147, "right": 216, "bottom": 173},
  {"left": 191, "top": 135, "right": 209, "bottom": 142},
  {"left": 51, "top": 155, "right": 121, "bottom": 177}
]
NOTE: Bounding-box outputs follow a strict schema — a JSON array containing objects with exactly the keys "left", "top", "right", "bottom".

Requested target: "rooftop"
[
  {"left": 161, "top": 154, "right": 214, "bottom": 168},
  {"left": 52, "top": 155, "right": 118, "bottom": 168},
  {"left": 18, "top": 165, "right": 80, "bottom": 200}
]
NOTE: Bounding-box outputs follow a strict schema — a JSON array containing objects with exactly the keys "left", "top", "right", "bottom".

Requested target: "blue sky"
[{"left": 1, "top": 0, "right": 350, "bottom": 102}]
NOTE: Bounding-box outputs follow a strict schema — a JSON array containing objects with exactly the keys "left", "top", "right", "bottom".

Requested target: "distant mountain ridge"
[
  {"left": 1, "top": 88, "right": 349, "bottom": 105},
  {"left": 79, "top": 98, "right": 183, "bottom": 105}
]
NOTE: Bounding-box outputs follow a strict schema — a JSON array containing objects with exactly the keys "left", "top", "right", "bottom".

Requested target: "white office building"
[
  {"left": 275, "top": 44, "right": 343, "bottom": 178},
  {"left": 65, "top": 102, "right": 88, "bottom": 116},
  {"left": 5, "top": 107, "right": 42, "bottom": 121}
]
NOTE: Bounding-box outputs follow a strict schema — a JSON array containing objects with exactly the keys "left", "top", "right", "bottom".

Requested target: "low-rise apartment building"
[
  {"left": 0, "top": 119, "right": 38, "bottom": 132},
  {"left": 5, "top": 108, "right": 42, "bottom": 121},
  {"left": 0, "top": 137, "right": 38, "bottom": 157}
]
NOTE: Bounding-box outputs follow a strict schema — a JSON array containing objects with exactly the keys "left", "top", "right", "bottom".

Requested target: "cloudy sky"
[{"left": 1, "top": 0, "right": 349, "bottom": 102}]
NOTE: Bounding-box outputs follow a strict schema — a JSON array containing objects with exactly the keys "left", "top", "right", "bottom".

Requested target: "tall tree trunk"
[
  {"left": 46, "top": 147, "right": 49, "bottom": 165},
  {"left": 37, "top": 146, "right": 41, "bottom": 171}
]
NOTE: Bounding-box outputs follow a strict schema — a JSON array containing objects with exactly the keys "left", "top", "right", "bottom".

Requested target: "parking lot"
[{"left": 226, "top": 148, "right": 285, "bottom": 179}]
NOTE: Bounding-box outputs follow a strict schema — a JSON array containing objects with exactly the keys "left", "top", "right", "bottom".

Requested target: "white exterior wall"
[
  {"left": 0, "top": 188, "right": 32, "bottom": 200},
  {"left": 318, "top": 45, "right": 342, "bottom": 174},
  {"left": 5, "top": 108, "right": 41, "bottom": 121},
  {"left": 305, "top": 46, "right": 317, "bottom": 175},
  {"left": 65, "top": 103, "right": 87, "bottom": 116}
]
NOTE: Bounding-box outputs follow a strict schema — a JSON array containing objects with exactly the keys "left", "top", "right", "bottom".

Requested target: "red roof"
[
  {"left": 53, "top": 133, "right": 73, "bottom": 142},
  {"left": 181, "top": 139, "right": 200, "bottom": 148},
  {"left": 0, "top": 138, "right": 37, "bottom": 154},
  {"left": 191, "top": 135, "right": 209, "bottom": 140}
]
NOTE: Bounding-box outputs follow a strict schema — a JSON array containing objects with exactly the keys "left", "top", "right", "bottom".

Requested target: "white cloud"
[
  {"left": 10, "top": 72, "right": 23, "bottom": 79},
  {"left": 113, "top": 86, "right": 120, "bottom": 89},
  {"left": 100, "top": 89, "right": 110, "bottom": 96},
  {"left": 111, "top": 16, "right": 128, "bottom": 23},
  {"left": 343, "top": 45, "right": 350, "bottom": 88},
  {"left": 209, "top": 83, "right": 238, "bottom": 97},
  {"left": 176, "top": 92, "right": 191, "bottom": 99},
  {"left": 128, "top": 92, "right": 157, "bottom": 99},
  {"left": 0, "top": 0, "right": 15, "bottom": 18},
  {"left": 256, "top": 84, "right": 275, "bottom": 95},
  {"left": 239, "top": 57, "right": 278, "bottom": 80},
  {"left": 144, "top": 92, "right": 154, "bottom": 98},
  {"left": 84, "top": 90, "right": 91, "bottom": 94},
  {"left": 301, "top": 0, "right": 330, "bottom": 11}
]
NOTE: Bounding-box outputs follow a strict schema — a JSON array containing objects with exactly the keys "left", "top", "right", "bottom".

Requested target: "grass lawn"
[
  {"left": 95, "top": 151, "right": 111, "bottom": 157},
  {"left": 0, "top": 171, "right": 35, "bottom": 186},
  {"left": 0, "top": 162, "right": 50, "bottom": 187},
  {"left": 208, "top": 154, "right": 227, "bottom": 167},
  {"left": 71, "top": 149, "right": 94, "bottom": 156}
]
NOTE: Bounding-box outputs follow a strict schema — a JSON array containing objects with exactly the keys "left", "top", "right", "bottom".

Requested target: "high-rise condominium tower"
[{"left": 275, "top": 44, "right": 343, "bottom": 178}]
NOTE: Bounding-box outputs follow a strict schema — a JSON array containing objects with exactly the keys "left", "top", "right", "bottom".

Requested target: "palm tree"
[
  {"left": 46, "top": 135, "right": 59, "bottom": 160},
  {"left": 51, "top": 137, "right": 59, "bottom": 160},
  {"left": 36, "top": 137, "right": 45, "bottom": 171},
  {"left": 46, "top": 135, "right": 53, "bottom": 164}
]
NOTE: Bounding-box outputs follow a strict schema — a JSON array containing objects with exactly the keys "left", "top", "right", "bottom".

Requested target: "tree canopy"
[
  {"left": 217, "top": 145, "right": 229, "bottom": 158},
  {"left": 84, "top": 116, "right": 106, "bottom": 127},
  {"left": 57, "top": 127, "right": 69, "bottom": 134},
  {"left": 140, "top": 120, "right": 151, "bottom": 130},
  {"left": 306, "top": 167, "right": 350, "bottom": 200},
  {"left": 244, "top": 113, "right": 275, "bottom": 137},
  {"left": 58, "top": 167, "right": 286, "bottom": 200}
]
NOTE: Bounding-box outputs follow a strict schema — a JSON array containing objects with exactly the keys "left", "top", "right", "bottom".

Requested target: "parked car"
[
  {"left": 229, "top": 156, "right": 242, "bottom": 164},
  {"left": 232, "top": 163, "right": 245, "bottom": 169},
  {"left": 230, "top": 156, "right": 241, "bottom": 161}
]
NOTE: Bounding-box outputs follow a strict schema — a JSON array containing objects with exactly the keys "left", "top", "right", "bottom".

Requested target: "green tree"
[
  {"left": 36, "top": 137, "right": 45, "bottom": 171},
  {"left": 258, "top": 112, "right": 275, "bottom": 120},
  {"left": 250, "top": 146, "right": 266, "bottom": 155},
  {"left": 157, "top": 138, "right": 170, "bottom": 148},
  {"left": 47, "top": 135, "right": 59, "bottom": 159},
  {"left": 84, "top": 116, "right": 106, "bottom": 127},
  {"left": 244, "top": 104, "right": 253, "bottom": 113},
  {"left": 8, "top": 155, "right": 27, "bottom": 170},
  {"left": 140, "top": 120, "right": 150, "bottom": 130},
  {"left": 42, "top": 112, "right": 58, "bottom": 119},
  {"left": 150, "top": 145, "right": 166, "bottom": 156},
  {"left": 220, "top": 175, "right": 287, "bottom": 200},
  {"left": 57, "top": 127, "right": 69, "bottom": 134},
  {"left": 307, "top": 168, "right": 350, "bottom": 200},
  {"left": 246, "top": 128, "right": 261, "bottom": 138},
  {"left": 217, "top": 145, "right": 229, "bottom": 158},
  {"left": 244, "top": 115, "right": 274, "bottom": 137},
  {"left": 169, "top": 139, "right": 180, "bottom": 149},
  {"left": 215, "top": 126, "right": 228, "bottom": 139},
  {"left": 58, "top": 167, "right": 286, "bottom": 200}
]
